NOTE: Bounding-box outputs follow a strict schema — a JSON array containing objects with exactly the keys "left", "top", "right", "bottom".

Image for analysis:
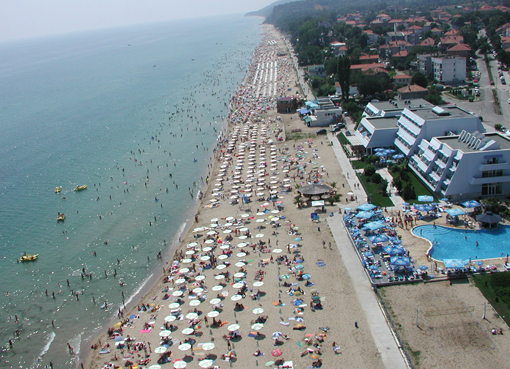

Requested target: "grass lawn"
[
  {"left": 358, "top": 174, "right": 394, "bottom": 207},
  {"left": 336, "top": 132, "right": 350, "bottom": 145},
  {"left": 473, "top": 273, "right": 510, "bottom": 326},
  {"left": 387, "top": 166, "right": 437, "bottom": 204},
  {"left": 351, "top": 160, "right": 372, "bottom": 170},
  {"left": 406, "top": 170, "right": 438, "bottom": 204}
]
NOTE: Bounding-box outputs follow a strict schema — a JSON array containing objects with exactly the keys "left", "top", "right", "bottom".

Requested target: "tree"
[
  {"left": 411, "top": 72, "right": 428, "bottom": 88},
  {"left": 402, "top": 183, "right": 416, "bottom": 201},
  {"left": 378, "top": 178, "right": 389, "bottom": 194},
  {"left": 364, "top": 164, "right": 376, "bottom": 177},
  {"left": 337, "top": 56, "right": 351, "bottom": 100}
]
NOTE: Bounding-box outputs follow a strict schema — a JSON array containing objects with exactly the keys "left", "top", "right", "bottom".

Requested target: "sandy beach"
[{"left": 84, "top": 25, "right": 384, "bottom": 369}]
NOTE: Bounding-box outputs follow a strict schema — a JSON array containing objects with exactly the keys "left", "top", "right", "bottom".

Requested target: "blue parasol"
[
  {"left": 419, "top": 265, "right": 428, "bottom": 270},
  {"left": 390, "top": 256, "right": 411, "bottom": 266},
  {"left": 462, "top": 200, "right": 481, "bottom": 208},
  {"left": 446, "top": 208, "right": 465, "bottom": 216},
  {"left": 357, "top": 203, "right": 377, "bottom": 211},
  {"left": 369, "top": 234, "right": 389, "bottom": 243},
  {"left": 356, "top": 211, "right": 375, "bottom": 219},
  {"left": 418, "top": 195, "right": 434, "bottom": 202}
]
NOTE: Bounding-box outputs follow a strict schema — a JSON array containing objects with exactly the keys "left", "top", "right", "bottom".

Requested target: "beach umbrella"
[
  {"left": 418, "top": 195, "right": 434, "bottom": 202},
  {"left": 195, "top": 275, "right": 206, "bottom": 281},
  {"left": 445, "top": 208, "right": 466, "bottom": 217},
  {"left": 302, "top": 274, "right": 311, "bottom": 280},
  {"left": 393, "top": 154, "right": 405, "bottom": 159},
  {"left": 362, "top": 221, "right": 386, "bottom": 231},
  {"left": 369, "top": 235, "right": 388, "bottom": 243},
  {"left": 253, "top": 281, "right": 264, "bottom": 287},
  {"left": 186, "top": 312, "right": 198, "bottom": 320},
  {"left": 149, "top": 365, "right": 162, "bottom": 369},
  {"left": 357, "top": 203, "right": 376, "bottom": 211},
  {"left": 419, "top": 265, "right": 428, "bottom": 271},
  {"left": 154, "top": 346, "right": 168, "bottom": 353},
  {"left": 231, "top": 294, "right": 243, "bottom": 301},
  {"left": 476, "top": 211, "right": 502, "bottom": 224},
  {"left": 181, "top": 328, "right": 194, "bottom": 335},
  {"left": 173, "top": 360, "right": 187, "bottom": 368},
  {"left": 189, "top": 300, "right": 201, "bottom": 307},
  {"left": 356, "top": 211, "right": 374, "bottom": 219},
  {"left": 272, "top": 331, "right": 283, "bottom": 339},
  {"left": 207, "top": 310, "right": 219, "bottom": 318},
  {"left": 265, "top": 361, "right": 275, "bottom": 367},
  {"left": 443, "top": 259, "right": 468, "bottom": 269},
  {"left": 202, "top": 342, "right": 215, "bottom": 351},
  {"left": 165, "top": 315, "right": 177, "bottom": 322},
  {"left": 253, "top": 308, "right": 264, "bottom": 314},
  {"left": 462, "top": 200, "right": 481, "bottom": 208},
  {"left": 159, "top": 330, "right": 172, "bottom": 337},
  {"left": 368, "top": 264, "right": 379, "bottom": 271},
  {"left": 252, "top": 323, "right": 264, "bottom": 331},
  {"left": 390, "top": 256, "right": 411, "bottom": 266},
  {"left": 383, "top": 246, "right": 406, "bottom": 256},
  {"left": 363, "top": 251, "right": 373, "bottom": 258},
  {"left": 172, "top": 290, "right": 183, "bottom": 297},
  {"left": 199, "top": 359, "right": 215, "bottom": 368},
  {"left": 272, "top": 349, "right": 283, "bottom": 357},
  {"left": 273, "top": 248, "right": 282, "bottom": 253},
  {"left": 374, "top": 151, "right": 386, "bottom": 157},
  {"left": 293, "top": 299, "right": 303, "bottom": 306},
  {"left": 228, "top": 323, "right": 240, "bottom": 331}
]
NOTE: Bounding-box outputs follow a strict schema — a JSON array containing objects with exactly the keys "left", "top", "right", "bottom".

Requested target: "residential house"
[
  {"left": 446, "top": 43, "right": 471, "bottom": 58},
  {"left": 363, "top": 30, "right": 379, "bottom": 45},
  {"left": 386, "top": 31, "right": 406, "bottom": 43},
  {"left": 397, "top": 84, "right": 428, "bottom": 100},
  {"left": 393, "top": 74, "right": 412, "bottom": 86},
  {"left": 359, "top": 54, "right": 379, "bottom": 64},
  {"left": 392, "top": 50, "right": 409, "bottom": 64},
  {"left": 419, "top": 37, "right": 436, "bottom": 47}
]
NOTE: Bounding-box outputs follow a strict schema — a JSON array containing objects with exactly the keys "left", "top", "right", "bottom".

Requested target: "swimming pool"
[{"left": 412, "top": 225, "right": 510, "bottom": 261}]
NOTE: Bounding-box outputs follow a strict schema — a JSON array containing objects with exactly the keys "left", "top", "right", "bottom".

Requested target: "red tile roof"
[{"left": 398, "top": 84, "right": 428, "bottom": 93}]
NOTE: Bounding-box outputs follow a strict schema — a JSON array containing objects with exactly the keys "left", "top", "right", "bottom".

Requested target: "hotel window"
[
  {"left": 486, "top": 157, "right": 499, "bottom": 165},
  {"left": 482, "top": 169, "right": 503, "bottom": 177},
  {"left": 482, "top": 183, "right": 502, "bottom": 196}
]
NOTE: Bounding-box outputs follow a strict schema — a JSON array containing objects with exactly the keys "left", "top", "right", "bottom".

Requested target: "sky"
[{"left": 0, "top": 0, "right": 274, "bottom": 42}]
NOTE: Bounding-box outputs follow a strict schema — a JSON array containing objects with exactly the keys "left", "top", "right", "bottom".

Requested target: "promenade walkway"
[
  {"left": 326, "top": 131, "right": 410, "bottom": 369},
  {"left": 327, "top": 215, "right": 410, "bottom": 369}
]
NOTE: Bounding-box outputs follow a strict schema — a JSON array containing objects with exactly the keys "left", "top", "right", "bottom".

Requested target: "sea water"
[{"left": 0, "top": 14, "right": 262, "bottom": 368}]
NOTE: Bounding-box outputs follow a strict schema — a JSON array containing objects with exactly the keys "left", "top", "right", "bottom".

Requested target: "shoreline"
[{"left": 80, "top": 28, "right": 261, "bottom": 369}]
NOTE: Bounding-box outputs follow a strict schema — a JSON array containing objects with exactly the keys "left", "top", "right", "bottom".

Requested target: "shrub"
[
  {"left": 364, "top": 164, "right": 376, "bottom": 177},
  {"left": 392, "top": 175, "right": 403, "bottom": 192},
  {"left": 371, "top": 173, "right": 383, "bottom": 184},
  {"left": 378, "top": 179, "right": 389, "bottom": 194},
  {"left": 402, "top": 183, "right": 416, "bottom": 201}
]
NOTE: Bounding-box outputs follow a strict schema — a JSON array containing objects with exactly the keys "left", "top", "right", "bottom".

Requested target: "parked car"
[
  {"left": 345, "top": 130, "right": 352, "bottom": 136},
  {"left": 316, "top": 129, "right": 327, "bottom": 135}
]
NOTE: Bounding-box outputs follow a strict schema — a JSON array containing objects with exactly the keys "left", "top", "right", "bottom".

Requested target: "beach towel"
[
  {"left": 140, "top": 329, "right": 151, "bottom": 333},
  {"left": 248, "top": 331, "right": 257, "bottom": 337}
]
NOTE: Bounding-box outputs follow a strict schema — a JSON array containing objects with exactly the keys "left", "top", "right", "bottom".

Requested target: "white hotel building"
[{"left": 355, "top": 103, "right": 510, "bottom": 199}]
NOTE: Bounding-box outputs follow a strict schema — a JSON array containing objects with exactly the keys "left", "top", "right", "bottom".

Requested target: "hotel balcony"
[
  {"left": 478, "top": 162, "right": 509, "bottom": 171},
  {"left": 469, "top": 175, "right": 510, "bottom": 185}
]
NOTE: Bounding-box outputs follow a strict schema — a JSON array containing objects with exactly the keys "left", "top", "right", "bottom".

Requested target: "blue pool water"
[{"left": 413, "top": 225, "right": 510, "bottom": 261}]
